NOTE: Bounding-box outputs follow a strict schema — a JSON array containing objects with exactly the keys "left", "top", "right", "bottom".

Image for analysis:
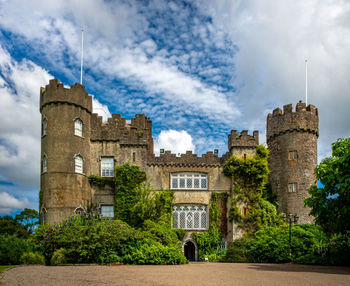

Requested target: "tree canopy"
[{"left": 305, "top": 138, "right": 350, "bottom": 234}]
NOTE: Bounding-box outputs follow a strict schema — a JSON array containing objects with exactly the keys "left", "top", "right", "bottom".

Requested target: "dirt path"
[{"left": 1, "top": 263, "right": 350, "bottom": 286}]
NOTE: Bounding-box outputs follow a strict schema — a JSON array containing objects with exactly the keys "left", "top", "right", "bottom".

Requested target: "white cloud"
[
  {"left": 92, "top": 97, "right": 111, "bottom": 122},
  {"left": 0, "top": 192, "right": 30, "bottom": 214},
  {"left": 154, "top": 130, "right": 195, "bottom": 156}
]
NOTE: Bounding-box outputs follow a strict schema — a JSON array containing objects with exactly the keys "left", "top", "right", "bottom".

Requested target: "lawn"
[{"left": 0, "top": 265, "right": 15, "bottom": 275}]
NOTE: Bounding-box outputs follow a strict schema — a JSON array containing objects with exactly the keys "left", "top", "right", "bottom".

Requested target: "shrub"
[
  {"left": 225, "top": 237, "right": 250, "bottom": 263},
  {"left": 323, "top": 232, "right": 350, "bottom": 266},
  {"left": 142, "top": 220, "right": 179, "bottom": 247},
  {"left": 50, "top": 248, "right": 68, "bottom": 266},
  {"left": 0, "top": 235, "right": 33, "bottom": 265},
  {"left": 193, "top": 227, "right": 222, "bottom": 261},
  {"left": 20, "top": 252, "right": 45, "bottom": 265}
]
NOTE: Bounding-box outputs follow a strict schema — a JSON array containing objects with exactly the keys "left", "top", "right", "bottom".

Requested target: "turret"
[
  {"left": 40, "top": 79, "right": 93, "bottom": 224},
  {"left": 228, "top": 130, "right": 259, "bottom": 158},
  {"left": 266, "top": 101, "right": 319, "bottom": 223}
]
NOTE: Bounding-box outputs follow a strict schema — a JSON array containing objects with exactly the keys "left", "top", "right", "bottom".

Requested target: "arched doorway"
[{"left": 184, "top": 240, "right": 196, "bottom": 261}]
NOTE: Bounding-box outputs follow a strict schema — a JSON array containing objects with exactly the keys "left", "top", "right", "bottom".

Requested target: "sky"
[{"left": 0, "top": 0, "right": 349, "bottom": 215}]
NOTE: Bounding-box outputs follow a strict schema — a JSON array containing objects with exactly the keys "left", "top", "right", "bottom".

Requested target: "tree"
[
  {"left": 0, "top": 216, "right": 28, "bottom": 238},
  {"left": 305, "top": 138, "right": 350, "bottom": 234},
  {"left": 15, "top": 208, "right": 39, "bottom": 234}
]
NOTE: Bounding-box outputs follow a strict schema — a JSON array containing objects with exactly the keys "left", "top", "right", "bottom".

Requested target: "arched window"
[
  {"left": 40, "top": 207, "right": 47, "bottom": 224},
  {"left": 42, "top": 118, "right": 47, "bottom": 136},
  {"left": 42, "top": 156, "right": 47, "bottom": 173},
  {"left": 74, "top": 207, "right": 84, "bottom": 215},
  {"left": 74, "top": 118, "right": 83, "bottom": 137},
  {"left": 75, "top": 155, "right": 83, "bottom": 173}
]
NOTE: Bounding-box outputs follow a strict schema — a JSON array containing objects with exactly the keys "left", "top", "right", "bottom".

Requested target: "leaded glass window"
[
  {"left": 172, "top": 205, "right": 208, "bottom": 230},
  {"left": 75, "top": 155, "right": 83, "bottom": 174},
  {"left": 74, "top": 118, "right": 83, "bottom": 137},
  {"left": 101, "top": 157, "right": 114, "bottom": 177},
  {"left": 171, "top": 173, "right": 208, "bottom": 190}
]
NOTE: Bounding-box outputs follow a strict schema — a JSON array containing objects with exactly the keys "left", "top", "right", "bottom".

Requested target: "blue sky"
[{"left": 0, "top": 0, "right": 350, "bottom": 215}]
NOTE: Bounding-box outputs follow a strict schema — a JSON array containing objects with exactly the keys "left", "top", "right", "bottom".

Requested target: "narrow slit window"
[
  {"left": 289, "top": 151, "right": 297, "bottom": 160},
  {"left": 42, "top": 156, "right": 47, "bottom": 173},
  {"left": 42, "top": 118, "right": 47, "bottom": 136},
  {"left": 288, "top": 183, "right": 297, "bottom": 192}
]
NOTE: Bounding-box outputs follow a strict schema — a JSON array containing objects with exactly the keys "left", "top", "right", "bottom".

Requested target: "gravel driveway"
[{"left": 1, "top": 263, "right": 350, "bottom": 286}]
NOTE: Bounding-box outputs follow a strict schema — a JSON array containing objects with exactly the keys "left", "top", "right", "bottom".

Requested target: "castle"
[{"left": 40, "top": 79, "right": 318, "bottom": 261}]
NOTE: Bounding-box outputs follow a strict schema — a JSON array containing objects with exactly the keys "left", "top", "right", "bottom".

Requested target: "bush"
[
  {"left": 225, "top": 237, "right": 250, "bottom": 263},
  {"left": 129, "top": 240, "right": 187, "bottom": 265},
  {"left": 0, "top": 235, "right": 33, "bottom": 265},
  {"left": 20, "top": 252, "right": 45, "bottom": 265},
  {"left": 193, "top": 227, "right": 222, "bottom": 261},
  {"left": 323, "top": 232, "right": 350, "bottom": 266},
  {"left": 50, "top": 248, "right": 68, "bottom": 266},
  {"left": 142, "top": 220, "right": 179, "bottom": 247}
]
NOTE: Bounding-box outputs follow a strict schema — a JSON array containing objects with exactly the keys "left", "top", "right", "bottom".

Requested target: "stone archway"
[{"left": 183, "top": 239, "right": 197, "bottom": 261}]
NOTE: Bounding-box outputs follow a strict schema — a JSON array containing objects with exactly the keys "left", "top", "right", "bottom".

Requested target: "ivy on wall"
[{"left": 223, "top": 145, "right": 280, "bottom": 235}]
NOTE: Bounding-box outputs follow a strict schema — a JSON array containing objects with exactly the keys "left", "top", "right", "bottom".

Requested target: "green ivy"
[{"left": 88, "top": 174, "right": 114, "bottom": 187}]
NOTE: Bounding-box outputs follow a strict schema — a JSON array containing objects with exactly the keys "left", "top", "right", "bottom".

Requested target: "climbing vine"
[{"left": 223, "top": 145, "right": 273, "bottom": 235}]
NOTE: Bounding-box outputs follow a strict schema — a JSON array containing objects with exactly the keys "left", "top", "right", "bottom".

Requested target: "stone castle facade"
[{"left": 40, "top": 79, "right": 319, "bottom": 259}]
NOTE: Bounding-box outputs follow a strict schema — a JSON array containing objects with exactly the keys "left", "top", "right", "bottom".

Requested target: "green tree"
[
  {"left": 15, "top": 208, "right": 39, "bottom": 233},
  {"left": 305, "top": 138, "right": 350, "bottom": 234},
  {"left": 0, "top": 216, "right": 28, "bottom": 238}
]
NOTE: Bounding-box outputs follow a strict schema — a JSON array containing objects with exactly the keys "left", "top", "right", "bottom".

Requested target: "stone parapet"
[
  {"left": 228, "top": 130, "right": 259, "bottom": 151},
  {"left": 266, "top": 102, "right": 319, "bottom": 142},
  {"left": 40, "top": 79, "right": 92, "bottom": 113},
  {"left": 147, "top": 151, "right": 231, "bottom": 167}
]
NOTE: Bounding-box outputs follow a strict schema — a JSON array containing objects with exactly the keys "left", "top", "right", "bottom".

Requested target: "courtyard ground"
[{"left": 1, "top": 263, "right": 350, "bottom": 286}]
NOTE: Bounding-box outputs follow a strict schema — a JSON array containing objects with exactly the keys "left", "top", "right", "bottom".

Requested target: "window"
[
  {"left": 133, "top": 152, "right": 136, "bottom": 162},
  {"left": 171, "top": 173, "right": 208, "bottom": 190},
  {"left": 101, "top": 205, "right": 114, "bottom": 218},
  {"left": 75, "top": 155, "right": 83, "bottom": 173},
  {"left": 74, "top": 207, "right": 84, "bottom": 215},
  {"left": 42, "top": 118, "right": 47, "bottom": 136},
  {"left": 289, "top": 151, "right": 297, "bottom": 160},
  {"left": 40, "top": 208, "right": 47, "bottom": 224},
  {"left": 42, "top": 156, "right": 47, "bottom": 173},
  {"left": 101, "top": 157, "right": 114, "bottom": 177},
  {"left": 172, "top": 205, "right": 208, "bottom": 230},
  {"left": 74, "top": 118, "right": 83, "bottom": 137},
  {"left": 242, "top": 206, "right": 248, "bottom": 217},
  {"left": 288, "top": 183, "right": 297, "bottom": 192}
]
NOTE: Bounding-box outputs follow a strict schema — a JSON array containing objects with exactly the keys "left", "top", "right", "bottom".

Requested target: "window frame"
[
  {"left": 289, "top": 151, "right": 297, "bottom": 160},
  {"left": 172, "top": 204, "right": 208, "bottom": 230},
  {"left": 101, "top": 157, "right": 114, "bottom": 177},
  {"left": 42, "top": 117, "right": 47, "bottom": 136},
  {"left": 74, "top": 155, "right": 83, "bottom": 174},
  {"left": 42, "top": 155, "right": 47, "bottom": 173},
  {"left": 101, "top": 205, "right": 114, "bottom": 219},
  {"left": 74, "top": 118, "right": 83, "bottom": 137},
  {"left": 171, "top": 173, "right": 208, "bottom": 190},
  {"left": 288, "top": 183, "right": 297, "bottom": 192}
]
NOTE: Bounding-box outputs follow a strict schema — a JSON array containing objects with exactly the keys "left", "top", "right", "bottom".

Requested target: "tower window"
[
  {"left": 75, "top": 155, "right": 83, "bottom": 174},
  {"left": 74, "top": 119, "right": 83, "bottom": 137},
  {"left": 133, "top": 152, "right": 136, "bottom": 162},
  {"left": 42, "top": 156, "right": 47, "bottom": 173},
  {"left": 289, "top": 151, "right": 297, "bottom": 160},
  {"left": 101, "top": 205, "right": 114, "bottom": 218},
  {"left": 242, "top": 206, "right": 248, "bottom": 217},
  {"left": 42, "top": 118, "right": 47, "bottom": 136},
  {"left": 171, "top": 173, "right": 208, "bottom": 190},
  {"left": 74, "top": 207, "right": 84, "bottom": 215},
  {"left": 288, "top": 183, "right": 297, "bottom": 192},
  {"left": 101, "top": 157, "right": 114, "bottom": 177},
  {"left": 40, "top": 208, "right": 47, "bottom": 224}
]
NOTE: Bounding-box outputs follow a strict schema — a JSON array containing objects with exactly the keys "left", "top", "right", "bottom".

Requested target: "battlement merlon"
[
  {"left": 266, "top": 102, "right": 319, "bottom": 141},
  {"left": 228, "top": 130, "right": 259, "bottom": 151},
  {"left": 147, "top": 150, "right": 231, "bottom": 167},
  {"left": 40, "top": 79, "right": 93, "bottom": 113}
]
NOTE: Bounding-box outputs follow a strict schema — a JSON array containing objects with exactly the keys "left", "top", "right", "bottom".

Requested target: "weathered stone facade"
[{"left": 40, "top": 79, "right": 319, "bottom": 247}]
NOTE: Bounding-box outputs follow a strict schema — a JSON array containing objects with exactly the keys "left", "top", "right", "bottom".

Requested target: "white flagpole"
[
  {"left": 305, "top": 59, "right": 308, "bottom": 105},
  {"left": 80, "top": 29, "right": 84, "bottom": 85}
]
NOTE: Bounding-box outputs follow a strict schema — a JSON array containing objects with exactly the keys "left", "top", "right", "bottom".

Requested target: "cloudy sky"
[{"left": 0, "top": 0, "right": 349, "bottom": 214}]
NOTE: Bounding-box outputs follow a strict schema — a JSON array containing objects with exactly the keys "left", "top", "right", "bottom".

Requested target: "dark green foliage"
[
  {"left": 259, "top": 199, "right": 284, "bottom": 227},
  {"left": 224, "top": 145, "right": 271, "bottom": 235},
  {"left": 323, "top": 232, "right": 350, "bottom": 266},
  {"left": 142, "top": 220, "right": 180, "bottom": 247},
  {"left": 50, "top": 248, "right": 68, "bottom": 266},
  {"left": 32, "top": 214, "right": 187, "bottom": 265},
  {"left": 192, "top": 227, "right": 222, "bottom": 261},
  {"left": 0, "top": 235, "right": 34, "bottom": 265},
  {"left": 88, "top": 174, "right": 114, "bottom": 187},
  {"left": 173, "top": 229, "right": 186, "bottom": 241},
  {"left": 225, "top": 237, "right": 250, "bottom": 263},
  {"left": 15, "top": 208, "right": 39, "bottom": 234},
  {"left": 0, "top": 216, "right": 28, "bottom": 238},
  {"left": 20, "top": 251, "right": 45, "bottom": 265},
  {"left": 305, "top": 138, "right": 350, "bottom": 235}
]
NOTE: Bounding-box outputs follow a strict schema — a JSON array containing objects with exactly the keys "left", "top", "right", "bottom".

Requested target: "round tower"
[
  {"left": 266, "top": 101, "right": 319, "bottom": 224},
  {"left": 40, "top": 79, "right": 92, "bottom": 224}
]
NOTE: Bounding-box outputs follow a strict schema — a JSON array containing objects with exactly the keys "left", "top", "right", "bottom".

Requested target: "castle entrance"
[{"left": 184, "top": 241, "right": 196, "bottom": 261}]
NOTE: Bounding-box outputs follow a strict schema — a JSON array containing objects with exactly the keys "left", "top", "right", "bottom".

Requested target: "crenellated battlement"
[
  {"left": 228, "top": 130, "right": 259, "bottom": 151},
  {"left": 266, "top": 101, "right": 319, "bottom": 141},
  {"left": 40, "top": 79, "right": 92, "bottom": 113},
  {"left": 91, "top": 113, "right": 153, "bottom": 148},
  {"left": 147, "top": 150, "right": 231, "bottom": 167}
]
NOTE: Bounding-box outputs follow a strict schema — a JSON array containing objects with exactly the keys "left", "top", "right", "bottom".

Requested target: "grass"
[{"left": 0, "top": 265, "right": 15, "bottom": 275}]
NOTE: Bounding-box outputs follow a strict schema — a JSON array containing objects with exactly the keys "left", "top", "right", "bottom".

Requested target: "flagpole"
[
  {"left": 305, "top": 59, "right": 308, "bottom": 105},
  {"left": 80, "top": 29, "right": 84, "bottom": 85}
]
